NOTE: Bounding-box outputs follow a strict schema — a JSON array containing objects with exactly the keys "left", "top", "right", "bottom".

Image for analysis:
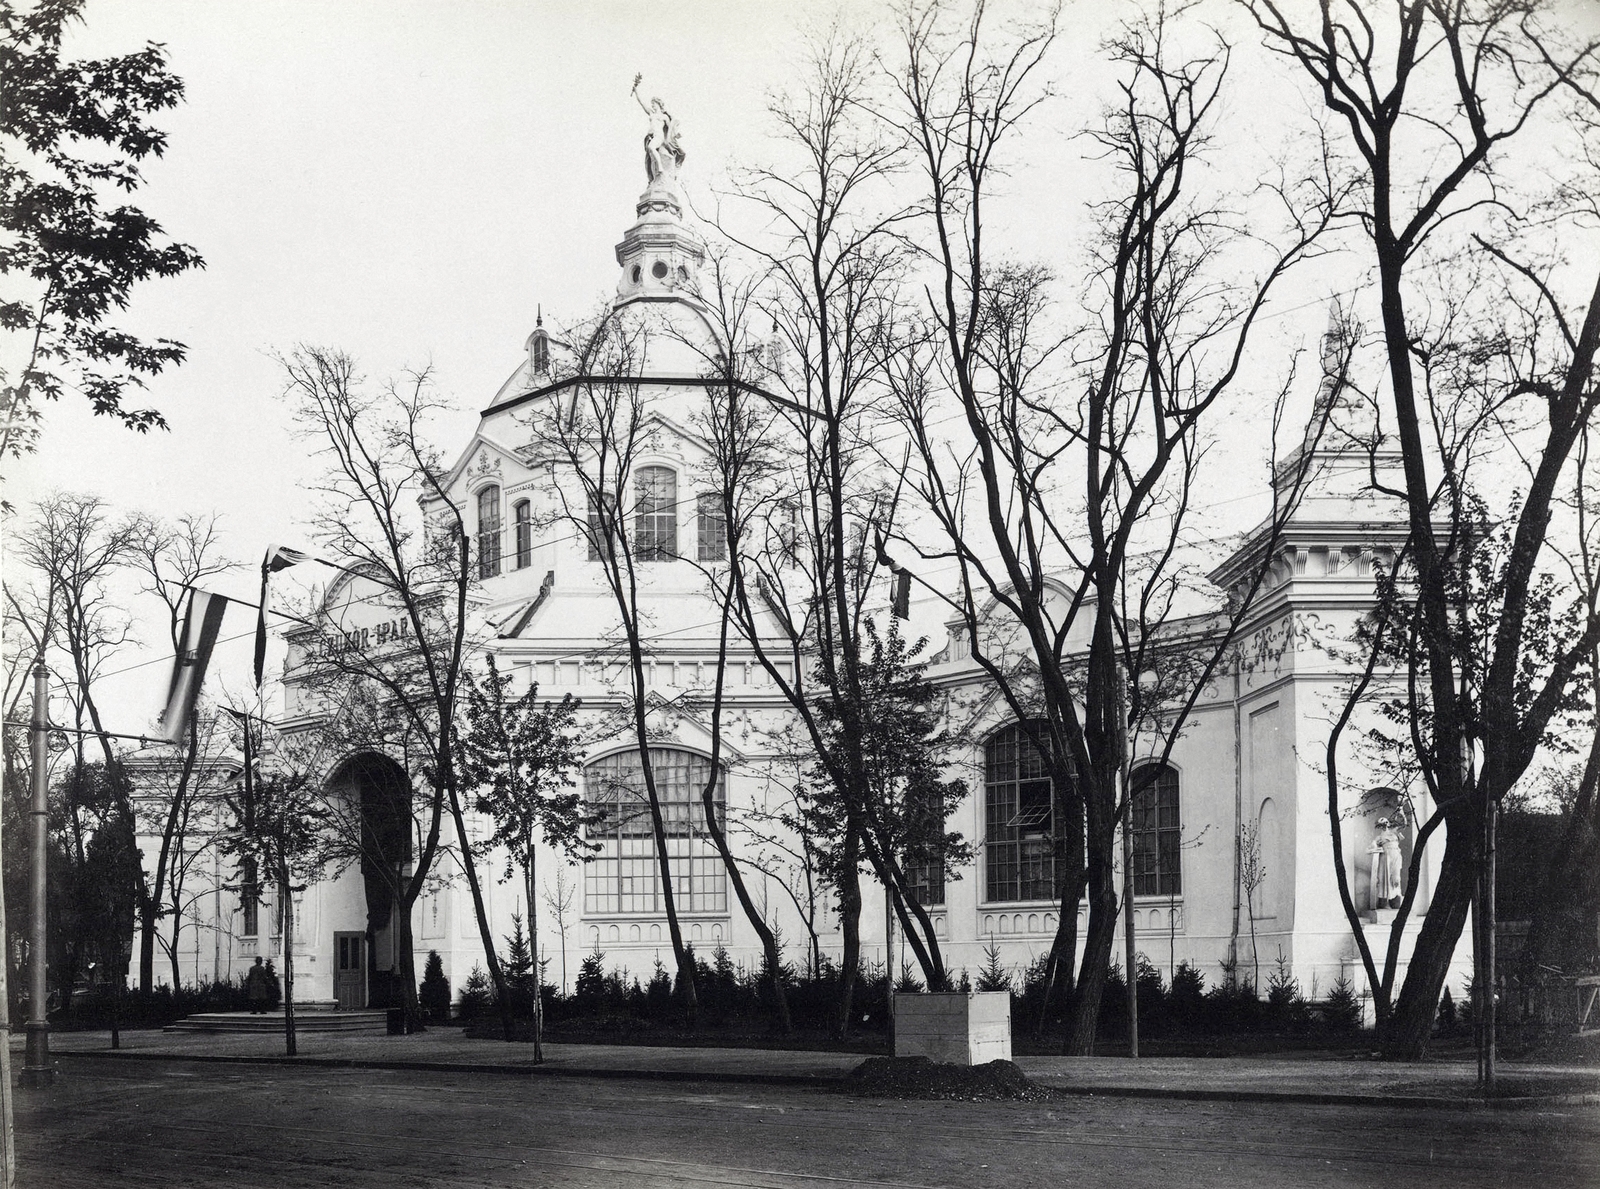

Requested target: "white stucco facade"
[{"left": 133, "top": 126, "right": 1471, "bottom": 1014}]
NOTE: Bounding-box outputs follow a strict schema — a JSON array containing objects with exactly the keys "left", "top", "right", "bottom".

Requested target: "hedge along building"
[{"left": 158, "top": 105, "right": 1470, "bottom": 1011}]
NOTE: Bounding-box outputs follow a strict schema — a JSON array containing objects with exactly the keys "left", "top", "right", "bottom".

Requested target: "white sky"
[{"left": 7, "top": 0, "right": 1599, "bottom": 731}]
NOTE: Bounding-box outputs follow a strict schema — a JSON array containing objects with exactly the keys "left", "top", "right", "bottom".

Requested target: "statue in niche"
[
  {"left": 1368, "top": 816, "right": 1405, "bottom": 909},
  {"left": 632, "top": 75, "right": 684, "bottom": 183}
]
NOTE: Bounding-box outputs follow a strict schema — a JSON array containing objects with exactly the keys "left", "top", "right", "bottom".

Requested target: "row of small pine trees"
[
  {"left": 963, "top": 940, "right": 1365, "bottom": 1038},
  {"left": 425, "top": 922, "right": 1385, "bottom": 1038}
]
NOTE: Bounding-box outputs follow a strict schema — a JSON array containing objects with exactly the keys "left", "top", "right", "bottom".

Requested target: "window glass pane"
[
  {"left": 476, "top": 486, "right": 501, "bottom": 578},
  {"left": 1131, "top": 765, "right": 1181, "bottom": 897},
  {"left": 634, "top": 467, "right": 677, "bottom": 560},
  {"left": 697, "top": 493, "right": 726, "bottom": 561},
  {"left": 583, "top": 748, "right": 726, "bottom": 914},
  {"left": 984, "top": 724, "right": 1055, "bottom": 903},
  {"left": 514, "top": 500, "right": 532, "bottom": 569}
]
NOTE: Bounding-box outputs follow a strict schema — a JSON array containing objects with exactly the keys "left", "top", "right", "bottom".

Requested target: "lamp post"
[{"left": 21, "top": 660, "right": 53, "bottom": 1088}]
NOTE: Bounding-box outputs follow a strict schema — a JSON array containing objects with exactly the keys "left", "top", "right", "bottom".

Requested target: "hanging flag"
[
  {"left": 873, "top": 529, "right": 914, "bottom": 620},
  {"left": 221, "top": 706, "right": 257, "bottom": 835},
  {"left": 159, "top": 590, "right": 229, "bottom": 743},
  {"left": 891, "top": 570, "right": 912, "bottom": 620},
  {"left": 254, "top": 545, "right": 311, "bottom": 688}
]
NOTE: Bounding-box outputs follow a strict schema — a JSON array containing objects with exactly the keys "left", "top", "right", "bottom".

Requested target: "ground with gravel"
[{"left": 14, "top": 1053, "right": 1600, "bottom": 1188}]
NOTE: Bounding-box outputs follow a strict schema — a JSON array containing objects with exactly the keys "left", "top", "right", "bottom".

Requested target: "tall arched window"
[
  {"left": 513, "top": 499, "right": 532, "bottom": 569},
  {"left": 532, "top": 330, "right": 550, "bottom": 374},
  {"left": 634, "top": 466, "right": 677, "bottom": 560},
  {"left": 476, "top": 485, "right": 502, "bottom": 578},
  {"left": 583, "top": 749, "right": 726, "bottom": 915},
  {"left": 1131, "top": 764, "right": 1181, "bottom": 896},
  {"left": 985, "top": 724, "right": 1057, "bottom": 903}
]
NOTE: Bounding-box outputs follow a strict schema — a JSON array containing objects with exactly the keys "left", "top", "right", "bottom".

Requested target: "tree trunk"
[
  {"left": 1064, "top": 848, "right": 1119, "bottom": 1055},
  {"left": 139, "top": 711, "right": 200, "bottom": 993},
  {"left": 280, "top": 870, "right": 297, "bottom": 1058},
  {"left": 701, "top": 782, "right": 792, "bottom": 1032},
  {"left": 109, "top": 970, "right": 121, "bottom": 1051},
  {"left": 167, "top": 910, "right": 182, "bottom": 994},
  {"left": 1383, "top": 811, "right": 1479, "bottom": 1058},
  {"left": 445, "top": 780, "right": 514, "bottom": 1042},
  {"left": 526, "top": 844, "right": 542, "bottom": 1062},
  {"left": 393, "top": 900, "right": 422, "bottom": 1031},
  {"left": 835, "top": 834, "right": 862, "bottom": 1038}
]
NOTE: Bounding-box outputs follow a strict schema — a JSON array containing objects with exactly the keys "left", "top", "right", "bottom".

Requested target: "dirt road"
[{"left": 14, "top": 1054, "right": 1599, "bottom": 1187}]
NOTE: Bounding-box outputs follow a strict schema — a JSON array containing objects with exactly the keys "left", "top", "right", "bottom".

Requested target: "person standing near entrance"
[{"left": 245, "top": 957, "right": 273, "bottom": 1014}]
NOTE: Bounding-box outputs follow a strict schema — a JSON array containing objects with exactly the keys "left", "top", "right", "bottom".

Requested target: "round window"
[
  {"left": 652, "top": 260, "right": 669, "bottom": 280},
  {"left": 631, "top": 265, "right": 642, "bottom": 283}
]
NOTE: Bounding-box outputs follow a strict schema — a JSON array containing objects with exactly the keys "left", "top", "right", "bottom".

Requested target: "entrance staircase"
[{"left": 165, "top": 1000, "right": 388, "bottom": 1034}]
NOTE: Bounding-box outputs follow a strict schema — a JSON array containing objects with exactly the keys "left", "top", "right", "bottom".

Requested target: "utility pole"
[
  {"left": 0, "top": 694, "right": 16, "bottom": 1187},
  {"left": 22, "top": 660, "right": 53, "bottom": 1088},
  {"left": 1118, "top": 662, "right": 1138, "bottom": 1059},
  {"left": 1483, "top": 742, "right": 1497, "bottom": 1096}
]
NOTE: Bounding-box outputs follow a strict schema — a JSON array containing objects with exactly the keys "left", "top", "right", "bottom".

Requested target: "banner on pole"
[{"left": 159, "top": 590, "right": 229, "bottom": 743}]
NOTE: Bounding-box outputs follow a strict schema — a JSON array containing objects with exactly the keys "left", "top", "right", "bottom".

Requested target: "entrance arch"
[{"left": 325, "top": 753, "right": 413, "bottom": 1008}]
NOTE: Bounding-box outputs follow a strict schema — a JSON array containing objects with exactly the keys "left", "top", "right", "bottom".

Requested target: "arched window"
[
  {"left": 583, "top": 749, "right": 726, "bottom": 915},
  {"left": 513, "top": 499, "right": 532, "bottom": 569},
  {"left": 985, "top": 724, "right": 1057, "bottom": 903},
  {"left": 532, "top": 332, "right": 549, "bottom": 374},
  {"left": 634, "top": 466, "right": 677, "bottom": 560},
  {"left": 1131, "top": 764, "right": 1181, "bottom": 896},
  {"left": 476, "top": 485, "right": 502, "bottom": 579}
]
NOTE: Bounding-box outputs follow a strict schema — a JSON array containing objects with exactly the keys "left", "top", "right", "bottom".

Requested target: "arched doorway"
[{"left": 326, "top": 753, "right": 413, "bottom": 1009}]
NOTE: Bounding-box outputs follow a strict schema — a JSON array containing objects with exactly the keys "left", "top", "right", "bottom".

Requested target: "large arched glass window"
[
  {"left": 984, "top": 724, "right": 1056, "bottom": 902},
  {"left": 513, "top": 499, "right": 532, "bottom": 569},
  {"left": 1131, "top": 764, "right": 1181, "bottom": 896},
  {"left": 476, "top": 486, "right": 502, "bottom": 578},
  {"left": 584, "top": 748, "right": 726, "bottom": 915},
  {"left": 634, "top": 466, "right": 677, "bottom": 560}
]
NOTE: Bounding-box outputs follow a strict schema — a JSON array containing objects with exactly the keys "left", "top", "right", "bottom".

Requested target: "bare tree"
[
  {"left": 542, "top": 866, "right": 576, "bottom": 996},
  {"left": 128, "top": 513, "right": 236, "bottom": 992},
  {"left": 218, "top": 717, "right": 326, "bottom": 1057},
  {"left": 13, "top": 493, "right": 144, "bottom": 772},
  {"left": 530, "top": 313, "right": 703, "bottom": 1024},
  {"left": 278, "top": 347, "right": 482, "bottom": 1033},
  {"left": 1239, "top": 818, "right": 1265, "bottom": 993},
  {"left": 1248, "top": 0, "right": 1600, "bottom": 1058},
  {"left": 887, "top": 2, "right": 1340, "bottom": 1052},
  {"left": 709, "top": 29, "right": 929, "bottom": 1032}
]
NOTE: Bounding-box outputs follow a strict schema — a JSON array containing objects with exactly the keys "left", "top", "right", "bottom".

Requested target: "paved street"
[{"left": 15, "top": 1054, "right": 1600, "bottom": 1188}]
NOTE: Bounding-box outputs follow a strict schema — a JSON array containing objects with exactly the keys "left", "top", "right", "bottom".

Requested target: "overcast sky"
[{"left": 9, "top": 0, "right": 1599, "bottom": 731}]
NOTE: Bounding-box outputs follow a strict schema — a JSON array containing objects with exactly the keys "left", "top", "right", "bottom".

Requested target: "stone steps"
[{"left": 165, "top": 1010, "right": 388, "bottom": 1034}]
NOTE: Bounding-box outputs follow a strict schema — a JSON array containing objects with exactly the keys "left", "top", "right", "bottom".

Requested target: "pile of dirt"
[{"left": 848, "top": 1056, "right": 1046, "bottom": 1101}]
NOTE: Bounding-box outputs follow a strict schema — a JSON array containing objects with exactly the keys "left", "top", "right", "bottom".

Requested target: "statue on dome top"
[{"left": 632, "top": 75, "right": 685, "bottom": 184}]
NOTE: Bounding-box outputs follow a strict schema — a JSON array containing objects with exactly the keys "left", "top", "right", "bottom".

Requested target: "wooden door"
[{"left": 334, "top": 932, "right": 365, "bottom": 1010}]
